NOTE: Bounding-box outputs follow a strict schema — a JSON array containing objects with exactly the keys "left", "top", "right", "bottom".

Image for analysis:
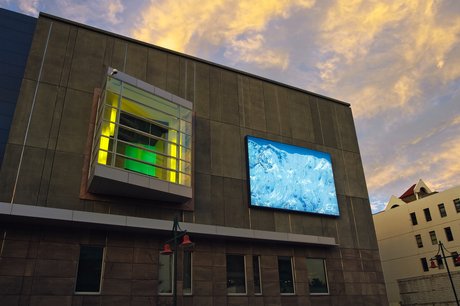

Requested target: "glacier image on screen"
[{"left": 247, "top": 136, "right": 339, "bottom": 216}]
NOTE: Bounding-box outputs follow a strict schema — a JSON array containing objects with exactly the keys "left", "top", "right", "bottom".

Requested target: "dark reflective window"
[
  {"left": 454, "top": 199, "right": 460, "bottom": 213},
  {"left": 75, "top": 246, "right": 104, "bottom": 293},
  {"left": 253, "top": 256, "right": 262, "bottom": 294},
  {"left": 420, "top": 258, "right": 429, "bottom": 272},
  {"left": 424, "top": 208, "right": 432, "bottom": 221},
  {"left": 278, "top": 256, "right": 294, "bottom": 294},
  {"left": 429, "top": 231, "right": 437, "bottom": 245},
  {"left": 410, "top": 212, "right": 418, "bottom": 225},
  {"left": 445, "top": 227, "right": 454, "bottom": 241},
  {"left": 226, "top": 255, "right": 246, "bottom": 294},
  {"left": 306, "top": 258, "right": 329, "bottom": 294},
  {"left": 438, "top": 203, "right": 447, "bottom": 217},
  {"left": 415, "top": 234, "right": 423, "bottom": 248},
  {"left": 183, "top": 251, "right": 192, "bottom": 294}
]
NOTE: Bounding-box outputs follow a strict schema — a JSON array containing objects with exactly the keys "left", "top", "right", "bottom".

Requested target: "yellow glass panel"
[
  {"left": 98, "top": 92, "right": 118, "bottom": 165},
  {"left": 168, "top": 131, "right": 178, "bottom": 183},
  {"left": 179, "top": 174, "right": 191, "bottom": 187}
]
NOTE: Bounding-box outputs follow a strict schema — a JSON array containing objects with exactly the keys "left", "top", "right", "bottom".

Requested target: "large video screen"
[{"left": 246, "top": 136, "right": 339, "bottom": 216}]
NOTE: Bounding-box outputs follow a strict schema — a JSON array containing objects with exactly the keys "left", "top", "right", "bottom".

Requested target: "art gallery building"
[{"left": 0, "top": 8, "right": 388, "bottom": 306}]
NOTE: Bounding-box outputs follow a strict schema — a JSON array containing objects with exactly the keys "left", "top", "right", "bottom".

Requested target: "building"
[
  {"left": 374, "top": 179, "right": 460, "bottom": 305},
  {"left": 0, "top": 8, "right": 387, "bottom": 306}
]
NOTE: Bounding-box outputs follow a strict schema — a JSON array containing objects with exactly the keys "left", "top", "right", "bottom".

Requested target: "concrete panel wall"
[
  {"left": 0, "top": 225, "right": 387, "bottom": 306},
  {"left": 0, "top": 15, "right": 377, "bottom": 249}
]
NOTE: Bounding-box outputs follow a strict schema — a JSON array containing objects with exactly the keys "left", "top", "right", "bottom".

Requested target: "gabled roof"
[{"left": 399, "top": 184, "right": 416, "bottom": 200}]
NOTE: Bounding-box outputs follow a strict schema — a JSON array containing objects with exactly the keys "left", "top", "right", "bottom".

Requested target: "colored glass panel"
[{"left": 124, "top": 145, "right": 157, "bottom": 176}]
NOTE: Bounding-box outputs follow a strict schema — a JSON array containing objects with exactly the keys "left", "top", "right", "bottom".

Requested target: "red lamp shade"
[
  {"left": 181, "top": 234, "right": 193, "bottom": 246},
  {"left": 455, "top": 256, "right": 460, "bottom": 265},
  {"left": 430, "top": 259, "right": 437, "bottom": 269},
  {"left": 160, "top": 243, "right": 173, "bottom": 255}
]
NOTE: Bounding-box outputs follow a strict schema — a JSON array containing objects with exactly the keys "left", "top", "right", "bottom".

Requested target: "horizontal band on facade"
[{"left": 0, "top": 202, "right": 337, "bottom": 247}]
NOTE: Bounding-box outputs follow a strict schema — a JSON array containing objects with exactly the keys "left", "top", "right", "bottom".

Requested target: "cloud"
[
  {"left": 18, "top": 0, "right": 40, "bottom": 15},
  {"left": 408, "top": 115, "right": 460, "bottom": 147},
  {"left": 131, "top": 0, "right": 315, "bottom": 69},
  {"left": 10, "top": 0, "right": 125, "bottom": 25},
  {"left": 309, "top": 0, "right": 460, "bottom": 214},
  {"left": 366, "top": 114, "right": 460, "bottom": 212},
  {"left": 53, "top": 0, "right": 125, "bottom": 25},
  {"left": 224, "top": 34, "right": 289, "bottom": 69},
  {"left": 314, "top": 0, "right": 460, "bottom": 119}
]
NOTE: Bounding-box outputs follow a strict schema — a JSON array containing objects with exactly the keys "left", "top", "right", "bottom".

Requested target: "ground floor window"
[
  {"left": 253, "top": 255, "right": 262, "bottom": 294},
  {"left": 278, "top": 256, "right": 295, "bottom": 294},
  {"left": 226, "top": 254, "right": 246, "bottom": 294},
  {"left": 421, "top": 258, "right": 429, "bottom": 272},
  {"left": 159, "top": 253, "right": 173, "bottom": 294},
  {"left": 75, "top": 245, "right": 104, "bottom": 293},
  {"left": 183, "top": 251, "right": 192, "bottom": 294},
  {"left": 306, "top": 258, "right": 329, "bottom": 294}
]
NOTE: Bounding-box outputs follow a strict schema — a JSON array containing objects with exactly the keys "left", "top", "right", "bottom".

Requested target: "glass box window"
[
  {"left": 75, "top": 246, "right": 104, "bottom": 293},
  {"left": 94, "top": 77, "right": 192, "bottom": 186},
  {"left": 306, "top": 258, "right": 329, "bottom": 294},
  {"left": 89, "top": 69, "right": 193, "bottom": 202}
]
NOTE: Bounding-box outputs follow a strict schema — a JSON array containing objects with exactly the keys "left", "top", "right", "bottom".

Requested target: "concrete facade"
[
  {"left": 374, "top": 180, "right": 460, "bottom": 305},
  {"left": 0, "top": 10, "right": 387, "bottom": 306}
]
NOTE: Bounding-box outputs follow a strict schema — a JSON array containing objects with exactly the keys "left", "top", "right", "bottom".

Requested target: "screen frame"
[{"left": 245, "top": 135, "right": 340, "bottom": 217}]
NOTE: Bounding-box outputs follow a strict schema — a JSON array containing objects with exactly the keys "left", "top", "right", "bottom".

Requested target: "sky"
[{"left": 1, "top": 0, "right": 459, "bottom": 213}]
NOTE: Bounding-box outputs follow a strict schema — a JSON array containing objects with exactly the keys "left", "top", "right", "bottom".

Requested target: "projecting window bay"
[{"left": 88, "top": 69, "right": 193, "bottom": 202}]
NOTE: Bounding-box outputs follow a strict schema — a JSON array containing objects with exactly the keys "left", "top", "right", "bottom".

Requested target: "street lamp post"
[
  {"left": 160, "top": 216, "right": 193, "bottom": 306},
  {"left": 429, "top": 241, "right": 460, "bottom": 306}
]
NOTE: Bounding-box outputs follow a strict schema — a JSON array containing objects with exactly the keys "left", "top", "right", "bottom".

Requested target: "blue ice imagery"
[{"left": 247, "top": 136, "right": 339, "bottom": 216}]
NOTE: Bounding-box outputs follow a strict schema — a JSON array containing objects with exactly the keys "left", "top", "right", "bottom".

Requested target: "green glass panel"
[
  {"left": 107, "top": 77, "right": 122, "bottom": 94},
  {"left": 124, "top": 145, "right": 157, "bottom": 176}
]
